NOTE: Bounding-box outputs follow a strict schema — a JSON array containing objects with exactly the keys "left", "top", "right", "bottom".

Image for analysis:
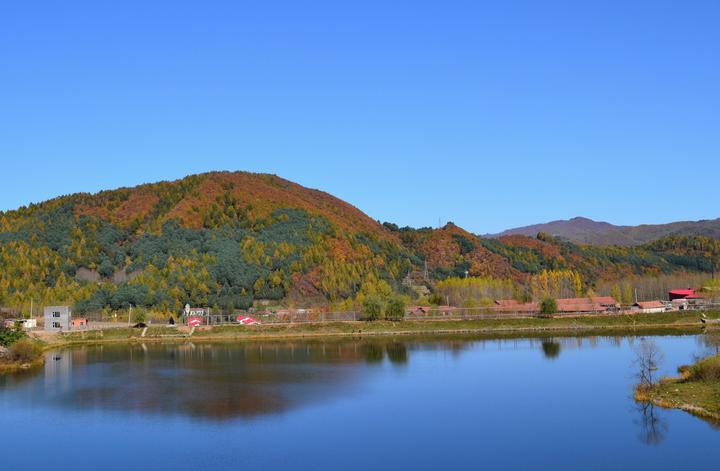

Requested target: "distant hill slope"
[
  {"left": 0, "top": 173, "right": 718, "bottom": 314},
  {"left": 0, "top": 171, "right": 410, "bottom": 312},
  {"left": 488, "top": 216, "right": 720, "bottom": 246}
]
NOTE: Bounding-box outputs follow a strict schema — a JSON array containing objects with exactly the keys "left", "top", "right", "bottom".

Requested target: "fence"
[{"left": 23, "top": 302, "right": 720, "bottom": 331}]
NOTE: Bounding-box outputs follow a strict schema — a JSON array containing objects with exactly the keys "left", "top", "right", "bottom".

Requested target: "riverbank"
[
  {"left": 636, "top": 353, "right": 720, "bottom": 424},
  {"left": 44, "top": 310, "right": 720, "bottom": 347},
  {"left": 0, "top": 356, "right": 45, "bottom": 374},
  {"left": 0, "top": 339, "right": 46, "bottom": 374}
]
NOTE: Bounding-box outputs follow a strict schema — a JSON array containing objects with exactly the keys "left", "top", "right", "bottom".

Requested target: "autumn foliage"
[{"left": 0, "top": 171, "right": 718, "bottom": 315}]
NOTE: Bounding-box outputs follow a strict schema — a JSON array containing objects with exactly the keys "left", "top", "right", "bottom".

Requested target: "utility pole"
[{"left": 127, "top": 305, "right": 133, "bottom": 326}]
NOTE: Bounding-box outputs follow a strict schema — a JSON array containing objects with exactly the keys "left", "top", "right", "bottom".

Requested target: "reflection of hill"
[
  {"left": 10, "top": 335, "right": 634, "bottom": 421},
  {"left": 33, "top": 340, "right": 424, "bottom": 421}
]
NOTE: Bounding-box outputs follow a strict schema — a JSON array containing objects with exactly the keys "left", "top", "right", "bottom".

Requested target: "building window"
[
  {"left": 53, "top": 312, "right": 61, "bottom": 318},
  {"left": 52, "top": 322, "right": 61, "bottom": 328}
]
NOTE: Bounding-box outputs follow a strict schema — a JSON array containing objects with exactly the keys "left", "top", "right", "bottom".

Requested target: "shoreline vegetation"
[
  {"left": 635, "top": 352, "right": 720, "bottom": 425},
  {"left": 3, "top": 310, "right": 718, "bottom": 376}
]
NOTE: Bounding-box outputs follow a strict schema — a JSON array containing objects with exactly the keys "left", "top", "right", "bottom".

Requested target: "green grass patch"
[{"left": 638, "top": 353, "right": 720, "bottom": 422}]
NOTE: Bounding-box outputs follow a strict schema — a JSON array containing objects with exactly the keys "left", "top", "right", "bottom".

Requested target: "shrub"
[
  {"left": 540, "top": 297, "right": 558, "bottom": 316},
  {"left": 688, "top": 356, "right": 720, "bottom": 382},
  {"left": 9, "top": 339, "right": 41, "bottom": 363},
  {"left": 132, "top": 308, "right": 148, "bottom": 324},
  {"left": 385, "top": 296, "right": 406, "bottom": 321},
  {"left": 361, "top": 296, "right": 383, "bottom": 321},
  {"left": 0, "top": 326, "right": 26, "bottom": 347}
]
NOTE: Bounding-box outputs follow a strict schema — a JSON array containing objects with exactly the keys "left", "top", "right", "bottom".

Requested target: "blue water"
[{"left": 0, "top": 335, "right": 717, "bottom": 470}]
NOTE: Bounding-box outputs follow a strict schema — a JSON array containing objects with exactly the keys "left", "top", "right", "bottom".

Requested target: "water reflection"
[
  {"left": 386, "top": 342, "right": 408, "bottom": 365},
  {"left": 12, "top": 340, "right": 423, "bottom": 421},
  {"left": 2, "top": 333, "right": 715, "bottom": 443},
  {"left": 634, "top": 401, "right": 668, "bottom": 445},
  {"left": 540, "top": 340, "right": 561, "bottom": 360},
  {"left": 697, "top": 330, "right": 720, "bottom": 356}
]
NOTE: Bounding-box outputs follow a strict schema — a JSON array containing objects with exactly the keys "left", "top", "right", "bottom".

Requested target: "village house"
[
  {"left": 632, "top": 301, "right": 667, "bottom": 314},
  {"left": 492, "top": 296, "right": 618, "bottom": 314},
  {"left": 668, "top": 289, "right": 707, "bottom": 310},
  {"left": 44, "top": 306, "right": 72, "bottom": 332},
  {"left": 669, "top": 289, "right": 697, "bottom": 301},
  {"left": 555, "top": 296, "right": 618, "bottom": 313},
  {"left": 71, "top": 318, "right": 89, "bottom": 329}
]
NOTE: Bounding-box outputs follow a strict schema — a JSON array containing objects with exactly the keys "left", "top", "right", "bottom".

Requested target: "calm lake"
[{"left": 1, "top": 334, "right": 718, "bottom": 470}]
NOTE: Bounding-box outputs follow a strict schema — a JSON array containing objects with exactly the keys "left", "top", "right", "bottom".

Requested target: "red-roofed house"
[
  {"left": 555, "top": 296, "right": 618, "bottom": 313},
  {"left": 669, "top": 289, "right": 696, "bottom": 301},
  {"left": 632, "top": 301, "right": 667, "bottom": 314}
]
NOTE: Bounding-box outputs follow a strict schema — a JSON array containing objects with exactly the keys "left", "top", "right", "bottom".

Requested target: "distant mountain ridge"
[{"left": 488, "top": 216, "right": 720, "bottom": 246}]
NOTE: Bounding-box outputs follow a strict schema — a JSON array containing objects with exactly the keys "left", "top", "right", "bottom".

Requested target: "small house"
[
  {"left": 71, "top": 318, "right": 89, "bottom": 329},
  {"left": 632, "top": 301, "right": 666, "bottom": 314},
  {"left": 44, "top": 306, "right": 72, "bottom": 332}
]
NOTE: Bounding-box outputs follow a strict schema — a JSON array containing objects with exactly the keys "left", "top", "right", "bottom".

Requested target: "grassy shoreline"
[
  {"left": 49, "top": 310, "right": 719, "bottom": 346},
  {"left": 635, "top": 353, "right": 720, "bottom": 424}
]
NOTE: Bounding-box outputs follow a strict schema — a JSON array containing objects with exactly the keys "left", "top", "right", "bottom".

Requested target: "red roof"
[
  {"left": 636, "top": 301, "right": 665, "bottom": 310},
  {"left": 670, "top": 289, "right": 695, "bottom": 297},
  {"left": 555, "top": 297, "right": 617, "bottom": 313}
]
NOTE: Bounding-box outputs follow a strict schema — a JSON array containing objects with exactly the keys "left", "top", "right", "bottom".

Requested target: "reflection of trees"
[
  {"left": 540, "top": 340, "right": 561, "bottom": 360},
  {"left": 363, "top": 344, "right": 385, "bottom": 364},
  {"left": 634, "top": 401, "right": 668, "bottom": 446},
  {"left": 386, "top": 343, "right": 408, "bottom": 365},
  {"left": 30, "top": 340, "right": 420, "bottom": 420},
  {"left": 698, "top": 331, "right": 720, "bottom": 356}
]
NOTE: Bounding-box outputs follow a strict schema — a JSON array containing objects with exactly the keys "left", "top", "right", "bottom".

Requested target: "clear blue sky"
[{"left": 1, "top": 0, "right": 718, "bottom": 234}]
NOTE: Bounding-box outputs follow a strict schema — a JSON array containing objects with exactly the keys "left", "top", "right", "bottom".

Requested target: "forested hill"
[
  {"left": 0, "top": 171, "right": 412, "bottom": 313},
  {"left": 489, "top": 216, "right": 720, "bottom": 246},
  {"left": 0, "top": 171, "right": 718, "bottom": 315}
]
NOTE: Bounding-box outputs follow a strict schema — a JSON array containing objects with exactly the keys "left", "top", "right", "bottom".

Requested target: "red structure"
[{"left": 669, "top": 289, "right": 696, "bottom": 301}]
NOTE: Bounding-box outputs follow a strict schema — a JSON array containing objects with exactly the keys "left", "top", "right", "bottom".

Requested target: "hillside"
[
  {"left": 0, "top": 172, "right": 718, "bottom": 315},
  {"left": 384, "top": 222, "right": 521, "bottom": 280},
  {"left": 489, "top": 216, "right": 720, "bottom": 246},
  {"left": 0, "top": 171, "right": 412, "bottom": 313}
]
